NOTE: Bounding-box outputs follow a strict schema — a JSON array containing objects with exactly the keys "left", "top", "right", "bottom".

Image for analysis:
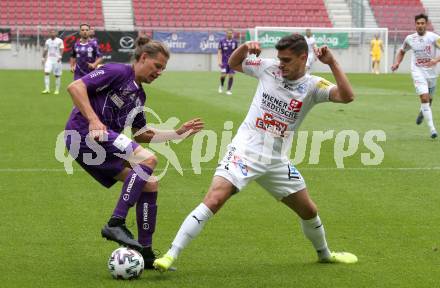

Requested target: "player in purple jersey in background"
[
  {"left": 64, "top": 36, "right": 204, "bottom": 269},
  {"left": 217, "top": 29, "right": 238, "bottom": 95},
  {"left": 89, "top": 27, "right": 98, "bottom": 47},
  {"left": 70, "top": 24, "right": 103, "bottom": 80}
]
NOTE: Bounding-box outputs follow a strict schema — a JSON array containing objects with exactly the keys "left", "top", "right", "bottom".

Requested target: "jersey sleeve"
[
  {"left": 433, "top": 33, "right": 440, "bottom": 49},
  {"left": 95, "top": 43, "right": 102, "bottom": 58},
  {"left": 71, "top": 43, "right": 77, "bottom": 58},
  {"left": 44, "top": 40, "right": 49, "bottom": 50},
  {"left": 242, "top": 57, "right": 274, "bottom": 79},
  {"left": 59, "top": 38, "right": 64, "bottom": 50},
  {"left": 81, "top": 64, "right": 124, "bottom": 95},
  {"left": 311, "top": 76, "right": 336, "bottom": 103},
  {"left": 401, "top": 36, "right": 411, "bottom": 52}
]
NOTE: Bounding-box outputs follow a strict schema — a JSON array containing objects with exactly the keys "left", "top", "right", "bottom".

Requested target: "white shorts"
[
  {"left": 306, "top": 53, "right": 315, "bottom": 69},
  {"left": 412, "top": 72, "right": 436, "bottom": 96},
  {"left": 214, "top": 145, "right": 306, "bottom": 200},
  {"left": 44, "top": 60, "right": 62, "bottom": 76}
]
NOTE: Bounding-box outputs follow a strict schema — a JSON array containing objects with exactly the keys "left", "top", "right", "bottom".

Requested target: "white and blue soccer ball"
[{"left": 108, "top": 247, "right": 144, "bottom": 280}]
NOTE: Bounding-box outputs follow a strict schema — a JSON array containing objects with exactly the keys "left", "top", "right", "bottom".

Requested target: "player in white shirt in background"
[
  {"left": 154, "top": 34, "right": 358, "bottom": 272},
  {"left": 41, "top": 29, "right": 64, "bottom": 95},
  {"left": 392, "top": 13, "right": 440, "bottom": 139},
  {"left": 305, "top": 29, "right": 317, "bottom": 71}
]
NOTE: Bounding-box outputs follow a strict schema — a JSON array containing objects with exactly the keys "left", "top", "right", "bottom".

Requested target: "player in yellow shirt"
[{"left": 370, "top": 34, "right": 383, "bottom": 74}]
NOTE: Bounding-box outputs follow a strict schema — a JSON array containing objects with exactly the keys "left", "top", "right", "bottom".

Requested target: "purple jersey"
[
  {"left": 71, "top": 40, "right": 102, "bottom": 80},
  {"left": 66, "top": 63, "right": 147, "bottom": 135},
  {"left": 218, "top": 38, "right": 238, "bottom": 65}
]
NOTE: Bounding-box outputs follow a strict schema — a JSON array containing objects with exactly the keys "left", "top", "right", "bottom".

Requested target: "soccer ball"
[{"left": 107, "top": 247, "right": 144, "bottom": 280}]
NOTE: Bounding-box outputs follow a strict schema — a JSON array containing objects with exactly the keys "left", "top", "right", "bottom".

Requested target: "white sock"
[
  {"left": 55, "top": 77, "right": 61, "bottom": 92},
  {"left": 44, "top": 75, "right": 50, "bottom": 90},
  {"left": 300, "top": 215, "right": 331, "bottom": 260},
  {"left": 167, "top": 203, "right": 213, "bottom": 258},
  {"left": 421, "top": 103, "right": 436, "bottom": 132}
]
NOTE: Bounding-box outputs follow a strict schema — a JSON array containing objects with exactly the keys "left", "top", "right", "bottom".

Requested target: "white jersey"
[
  {"left": 45, "top": 37, "right": 64, "bottom": 61},
  {"left": 232, "top": 57, "right": 335, "bottom": 162},
  {"left": 401, "top": 31, "right": 440, "bottom": 79},
  {"left": 306, "top": 36, "right": 316, "bottom": 56}
]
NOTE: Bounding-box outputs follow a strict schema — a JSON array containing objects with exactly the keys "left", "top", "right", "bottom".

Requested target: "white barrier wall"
[{"left": 0, "top": 43, "right": 414, "bottom": 73}]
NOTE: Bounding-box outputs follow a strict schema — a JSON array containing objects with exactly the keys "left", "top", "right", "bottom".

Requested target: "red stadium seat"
[
  {"left": 132, "top": 0, "right": 332, "bottom": 28},
  {"left": 370, "top": 0, "right": 431, "bottom": 33},
  {"left": 1, "top": 1, "right": 104, "bottom": 27}
]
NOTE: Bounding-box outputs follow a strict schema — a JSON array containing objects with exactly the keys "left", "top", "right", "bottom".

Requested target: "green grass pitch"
[{"left": 0, "top": 69, "right": 439, "bottom": 287}]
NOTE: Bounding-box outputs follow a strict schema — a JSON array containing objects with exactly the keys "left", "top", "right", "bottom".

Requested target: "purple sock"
[
  {"left": 112, "top": 165, "right": 153, "bottom": 219},
  {"left": 227, "top": 77, "right": 233, "bottom": 90},
  {"left": 136, "top": 192, "right": 158, "bottom": 247}
]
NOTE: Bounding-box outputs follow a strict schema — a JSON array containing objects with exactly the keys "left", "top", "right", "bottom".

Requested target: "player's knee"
[
  {"left": 143, "top": 176, "right": 159, "bottom": 192},
  {"left": 203, "top": 196, "right": 224, "bottom": 212},
  {"left": 301, "top": 202, "right": 318, "bottom": 219},
  {"left": 140, "top": 154, "right": 158, "bottom": 169},
  {"left": 420, "top": 94, "right": 430, "bottom": 103}
]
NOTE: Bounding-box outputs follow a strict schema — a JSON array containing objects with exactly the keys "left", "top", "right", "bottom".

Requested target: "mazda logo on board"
[{"left": 120, "top": 36, "right": 134, "bottom": 49}]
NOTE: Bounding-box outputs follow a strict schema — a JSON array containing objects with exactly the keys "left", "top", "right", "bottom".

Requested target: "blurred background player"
[
  {"left": 89, "top": 27, "right": 98, "bottom": 46},
  {"left": 305, "top": 29, "right": 317, "bottom": 71},
  {"left": 70, "top": 23, "right": 103, "bottom": 80},
  {"left": 65, "top": 36, "right": 203, "bottom": 269},
  {"left": 41, "top": 29, "right": 64, "bottom": 95},
  {"left": 391, "top": 13, "right": 440, "bottom": 139},
  {"left": 370, "top": 34, "right": 383, "bottom": 74},
  {"left": 217, "top": 29, "right": 238, "bottom": 95},
  {"left": 154, "top": 35, "right": 357, "bottom": 272}
]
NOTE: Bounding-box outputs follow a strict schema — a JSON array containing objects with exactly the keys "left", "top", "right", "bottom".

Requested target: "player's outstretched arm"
[
  {"left": 133, "top": 118, "right": 204, "bottom": 143},
  {"left": 316, "top": 46, "right": 354, "bottom": 103},
  {"left": 391, "top": 49, "right": 405, "bottom": 71},
  {"left": 228, "top": 41, "right": 261, "bottom": 73}
]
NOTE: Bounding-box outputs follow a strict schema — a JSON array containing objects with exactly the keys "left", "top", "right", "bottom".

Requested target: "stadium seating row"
[
  {"left": 132, "top": 0, "right": 332, "bottom": 28},
  {"left": 0, "top": 0, "right": 103, "bottom": 27}
]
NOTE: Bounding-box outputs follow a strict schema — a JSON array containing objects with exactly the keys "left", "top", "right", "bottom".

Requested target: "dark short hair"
[
  {"left": 79, "top": 23, "right": 90, "bottom": 29},
  {"left": 415, "top": 13, "right": 428, "bottom": 22},
  {"left": 275, "top": 33, "right": 308, "bottom": 55}
]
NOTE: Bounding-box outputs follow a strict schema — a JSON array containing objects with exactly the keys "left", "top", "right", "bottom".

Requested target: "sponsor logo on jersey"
[
  {"left": 296, "top": 83, "right": 306, "bottom": 94},
  {"left": 288, "top": 99, "right": 303, "bottom": 112},
  {"left": 261, "top": 92, "right": 297, "bottom": 119},
  {"left": 317, "top": 79, "right": 332, "bottom": 89},
  {"left": 89, "top": 70, "right": 105, "bottom": 78},
  {"left": 232, "top": 155, "right": 248, "bottom": 176},
  {"left": 96, "top": 84, "right": 109, "bottom": 92},
  {"left": 245, "top": 58, "right": 262, "bottom": 66},
  {"left": 256, "top": 112, "right": 288, "bottom": 137},
  {"left": 282, "top": 81, "right": 294, "bottom": 91},
  {"left": 110, "top": 93, "right": 124, "bottom": 108}
]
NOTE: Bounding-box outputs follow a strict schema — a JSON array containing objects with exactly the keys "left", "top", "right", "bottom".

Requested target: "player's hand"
[
  {"left": 70, "top": 66, "right": 75, "bottom": 73},
  {"left": 316, "top": 46, "right": 335, "bottom": 65},
  {"left": 244, "top": 41, "right": 261, "bottom": 56},
  {"left": 88, "top": 62, "right": 96, "bottom": 70},
  {"left": 423, "top": 59, "right": 438, "bottom": 68},
  {"left": 89, "top": 119, "right": 108, "bottom": 141},
  {"left": 391, "top": 63, "right": 399, "bottom": 72},
  {"left": 176, "top": 118, "right": 204, "bottom": 137},
  {"left": 41, "top": 58, "right": 46, "bottom": 65}
]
